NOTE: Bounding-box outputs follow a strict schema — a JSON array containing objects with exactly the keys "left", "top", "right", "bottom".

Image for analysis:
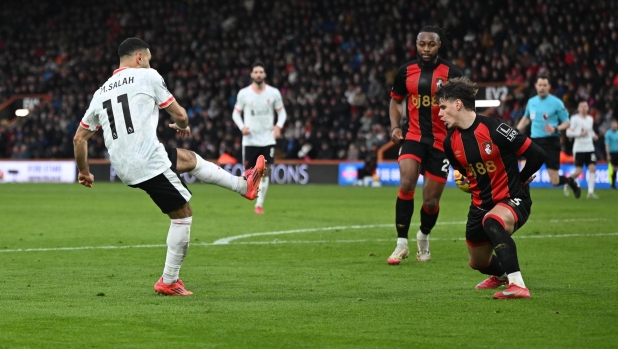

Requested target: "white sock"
[
  {"left": 416, "top": 230, "right": 429, "bottom": 250},
  {"left": 397, "top": 237, "right": 408, "bottom": 246},
  {"left": 189, "top": 154, "right": 247, "bottom": 194},
  {"left": 255, "top": 176, "right": 269, "bottom": 208},
  {"left": 588, "top": 171, "right": 595, "bottom": 194},
  {"left": 507, "top": 271, "right": 526, "bottom": 288},
  {"left": 497, "top": 273, "right": 508, "bottom": 280},
  {"left": 162, "top": 217, "right": 192, "bottom": 284},
  {"left": 416, "top": 230, "right": 429, "bottom": 240}
]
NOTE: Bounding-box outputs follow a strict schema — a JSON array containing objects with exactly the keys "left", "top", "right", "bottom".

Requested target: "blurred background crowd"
[{"left": 0, "top": 0, "right": 617, "bottom": 162}]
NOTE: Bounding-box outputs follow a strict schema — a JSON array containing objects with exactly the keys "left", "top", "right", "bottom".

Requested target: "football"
[{"left": 453, "top": 170, "right": 471, "bottom": 193}]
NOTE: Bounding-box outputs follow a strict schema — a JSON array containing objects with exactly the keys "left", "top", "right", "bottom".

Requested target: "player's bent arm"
[
  {"left": 516, "top": 117, "right": 530, "bottom": 133},
  {"left": 519, "top": 141, "right": 546, "bottom": 184},
  {"left": 165, "top": 100, "right": 189, "bottom": 130},
  {"left": 74, "top": 127, "right": 95, "bottom": 170}
]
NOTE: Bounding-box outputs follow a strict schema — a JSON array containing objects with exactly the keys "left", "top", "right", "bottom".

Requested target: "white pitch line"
[
  {"left": 212, "top": 217, "right": 610, "bottom": 245},
  {"left": 204, "top": 232, "right": 618, "bottom": 245},
  {"left": 0, "top": 218, "right": 612, "bottom": 254}
]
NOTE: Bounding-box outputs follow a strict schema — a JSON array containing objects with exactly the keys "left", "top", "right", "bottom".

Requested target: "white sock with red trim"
[
  {"left": 189, "top": 155, "right": 247, "bottom": 194},
  {"left": 162, "top": 217, "right": 192, "bottom": 284}
]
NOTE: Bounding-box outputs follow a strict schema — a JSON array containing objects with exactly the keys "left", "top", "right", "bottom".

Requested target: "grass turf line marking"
[
  {"left": 212, "top": 217, "right": 610, "bottom": 245},
  {"left": 0, "top": 218, "right": 612, "bottom": 253},
  {"left": 205, "top": 232, "right": 618, "bottom": 245}
]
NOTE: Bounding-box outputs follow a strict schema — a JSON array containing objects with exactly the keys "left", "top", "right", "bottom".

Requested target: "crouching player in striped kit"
[{"left": 439, "top": 77, "right": 546, "bottom": 299}]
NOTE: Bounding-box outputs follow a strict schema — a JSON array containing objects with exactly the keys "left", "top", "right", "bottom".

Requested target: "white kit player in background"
[
  {"left": 565, "top": 101, "right": 598, "bottom": 199},
  {"left": 232, "top": 61, "right": 287, "bottom": 215},
  {"left": 73, "top": 38, "right": 265, "bottom": 296}
]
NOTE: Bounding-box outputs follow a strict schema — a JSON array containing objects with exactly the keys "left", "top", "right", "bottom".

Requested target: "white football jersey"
[
  {"left": 567, "top": 114, "right": 595, "bottom": 153},
  {"left": 80, "top": 67, "right": 175, "bottom": 185},
  {"left": 233, "top": 84, "right": 285, "bottom": 146}
]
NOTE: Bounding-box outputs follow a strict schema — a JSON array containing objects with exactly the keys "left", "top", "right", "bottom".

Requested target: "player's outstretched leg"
[{"left": 186, "top": 151, "right": 248, "bottom": 195}]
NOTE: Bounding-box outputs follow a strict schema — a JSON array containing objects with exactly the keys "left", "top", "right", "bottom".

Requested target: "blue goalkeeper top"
[{"left": 523, "top": 94, "right": 569, "bottom": 138}]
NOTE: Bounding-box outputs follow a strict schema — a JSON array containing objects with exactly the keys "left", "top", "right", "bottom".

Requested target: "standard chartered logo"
[{"left": 251, "top": 108, "right": 271, "bottom": 116}]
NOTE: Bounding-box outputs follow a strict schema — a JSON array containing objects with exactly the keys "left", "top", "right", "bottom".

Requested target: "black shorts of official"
[
  {"left": 243, "top": 145, "right": 274, "bottom": 169},
  {"left": 610, "top": 152, "right": 618, "bottom": 166},
  {"left": 129, "top": 147, "right": 192, "bottom": 214},
  {"left": 465, "top": 196, "right": 532, "bottom": 247},
  {"left": 398, "top": 140, "right": 449, "bottom": 183},
  {"left": 574, "top": 151, "right": 597, "bottom": 167},
  {"left": 531, "top": 137, "right": 561, "bottom": 170}
]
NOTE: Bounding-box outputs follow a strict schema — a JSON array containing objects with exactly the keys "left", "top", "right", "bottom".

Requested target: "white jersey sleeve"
[
  {"left": 232, "top": 90, "right": 246, "bottom": 129},
  {"left": 147, "top": 69, "right": 175, "bottom": 108},
  {"left": 80, "top": 93, "right": 102, "bottom": 132}
]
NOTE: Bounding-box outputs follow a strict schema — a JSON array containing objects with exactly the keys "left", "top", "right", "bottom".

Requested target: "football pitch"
[{"left": 1, "top": 183, "right": 617, "bottom": 348}]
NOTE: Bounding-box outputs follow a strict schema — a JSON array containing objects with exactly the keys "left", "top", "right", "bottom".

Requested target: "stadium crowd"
[{"left": 0, "top": 0, "right": 617, "bottom": 161}]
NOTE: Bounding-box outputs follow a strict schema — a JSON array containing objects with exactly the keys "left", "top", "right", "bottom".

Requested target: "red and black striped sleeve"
[
  {"left": 390, "top": 64, "right": 410, "bottom": 100},
  {"left": 447, "top": 63, "right": 463, "bottom": 79},
  {"left": 443, "top": 131, "right": 465, "bottom": 172}
]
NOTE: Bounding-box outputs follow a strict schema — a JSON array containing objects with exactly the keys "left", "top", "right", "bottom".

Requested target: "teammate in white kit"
[
  {"left": 565, "top": 101, "right": 598, "bottom": 199},
  {"left": 73, "top": 38, "right": 265, "bottom": 296},
  {"left": 232, "top": 61, "right": 287, "bottom": 215}
]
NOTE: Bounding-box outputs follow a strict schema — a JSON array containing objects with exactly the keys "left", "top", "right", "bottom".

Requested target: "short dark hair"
[
  {"left": 535, "top": 74, "right": 551, "bottom": 84},
  {"left": 118, "top": 38, "right": 150, "bottom": 59},
  {"left": 251, "top": 61, "right": 266, "bottom": 72},
  {"left": 435, "top": 77, "right": 478, "bottom": 111}
]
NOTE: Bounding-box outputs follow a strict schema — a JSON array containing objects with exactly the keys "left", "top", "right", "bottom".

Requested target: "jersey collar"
[{"left": 113, "top": 67, "right": 130, "bottom": 75}]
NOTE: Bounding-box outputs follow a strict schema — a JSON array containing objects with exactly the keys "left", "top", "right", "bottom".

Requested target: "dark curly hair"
[{"left": 435, "top": 77, "right": 478, "bottom": 111}]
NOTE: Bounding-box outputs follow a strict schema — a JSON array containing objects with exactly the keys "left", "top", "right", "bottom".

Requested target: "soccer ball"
[{"left": 453, "top": 170, "right": 471, "bottom": 193}]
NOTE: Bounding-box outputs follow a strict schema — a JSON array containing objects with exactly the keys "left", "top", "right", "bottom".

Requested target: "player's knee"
[
  {"left": 399, "top": 178, "right": 417, "bottom": 191},
  {"left": 482, "top": 215, "right": 505, "bottom": 236},
  {"left": 422, "top": 199, "right": 439, "bottom": 211},
  {"left": 468, "top": 259, "right": 490, "bottom": 270}
]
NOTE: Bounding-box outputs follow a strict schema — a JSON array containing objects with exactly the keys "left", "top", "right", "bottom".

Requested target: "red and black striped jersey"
[
  {"left": 390, "top": 57, "right": 462, "bottom": 151},
  {"left": 444, "top": 115, "right": 533, "bottom": 210}
]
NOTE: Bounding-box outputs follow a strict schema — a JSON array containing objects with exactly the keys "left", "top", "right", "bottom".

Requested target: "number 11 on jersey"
[{"left": 102, "top": 93, "right": 134, "bottom": 140}]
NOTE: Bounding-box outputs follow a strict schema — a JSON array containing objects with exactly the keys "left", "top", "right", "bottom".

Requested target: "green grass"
[{"left": 1, "top": 183, "right": 617, "bottom": 348}]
